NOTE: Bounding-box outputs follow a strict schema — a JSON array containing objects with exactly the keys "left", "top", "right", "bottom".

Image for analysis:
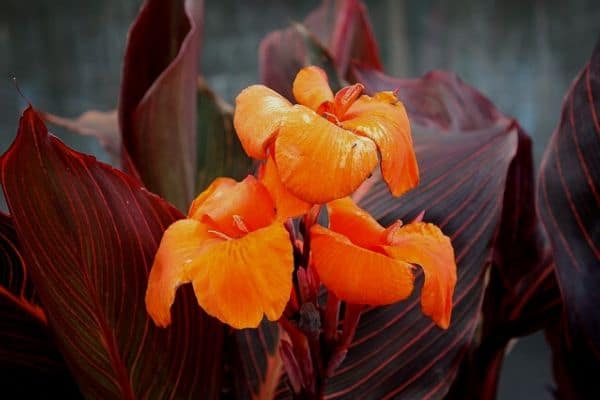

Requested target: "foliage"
[{"left": 1, "top": 0, "right": 598, "bottom": 398}]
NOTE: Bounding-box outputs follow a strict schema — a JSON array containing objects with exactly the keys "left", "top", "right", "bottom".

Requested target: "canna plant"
[{"left": 1, "top": 0, "right": 598, "bottom": 399}]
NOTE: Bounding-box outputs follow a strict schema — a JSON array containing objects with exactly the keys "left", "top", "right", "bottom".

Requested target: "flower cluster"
[{"left": 145, "top": 66, "right": 456, "bottom": 330}]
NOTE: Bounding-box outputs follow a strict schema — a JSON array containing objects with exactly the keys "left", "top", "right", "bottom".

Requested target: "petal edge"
[
  {"left": 234, "top": 85, "right": 292, "bottom": 159},
  {"left": 384, "top": 222, "right": 456, "bottom": 329},
  {"left": 310, "top": 225, "right": 414, "bottom": 305},
  {"left": 341, "top": 92, "right": 419, "bottom": 197},
  {"left": 145, "top": 219, "right": 221, "bottom": 327},
  {"left": 191, "top": 223, "right": 294, "bottom": 329}
]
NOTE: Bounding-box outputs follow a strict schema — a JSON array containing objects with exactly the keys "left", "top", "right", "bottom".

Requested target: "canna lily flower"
[
  {"left": 145, "top": 176, "right": 294, "bottom": 329},
  {"left": 310, "top": 197, "right": 456, "bottom": 329},
  {"left": 257, "top": 155, "right": 312, "bottom": 220},
  {"left": 234, "top": 65, "right": 419, "bottom": 204}
]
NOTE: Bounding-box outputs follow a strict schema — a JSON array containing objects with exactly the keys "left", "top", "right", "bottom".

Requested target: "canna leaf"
[
  {"left": 260, "top": 0, "right": 380, "bottom": 100},
  {"left": 318, "top": 66, "right": 555, "bottom": 399},
  {"left": 195, "top": 78, "right": 253, "bottom": 192},
  {"left": 537, "top": 39, "right": 600, "bottom": 399},
  {"left": 0, "top": 213, "right": 81, "bottom": 397},
  {"left": 234, "top": 320, "right": 287, "bottom": 400},
  {"left": 119, "top": 0, "right": 203, "bottom": 211},
  {"left": 1, "top": 107, "right": 224, "bottom": 398},
  {"left": 446, "top": 122, "right": 561, "bottom": 399},
  {"left": 44, "top": 0, "right": 252, "bottom": 213}
]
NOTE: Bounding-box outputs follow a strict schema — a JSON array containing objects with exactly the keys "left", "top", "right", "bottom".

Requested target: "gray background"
[{"left": 1, "top": 0, "right": 599, "bottom": 398}]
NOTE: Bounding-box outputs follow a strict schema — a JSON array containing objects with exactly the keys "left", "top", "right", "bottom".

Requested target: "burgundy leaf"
[
  {"left": 352, "top": 66, "right": 500, "bottom": 131},
  {"left": 537, "top": 40, "right": 600, "bottom": 399},
  {"left": 119, "top": 0, "right": 203, "bottom": 210},
  {"left": 0, "top": 213, "right": 40, "bottom": 311},
  {"left": 447, "top": 129, "right": 561, "bottom": 399},
  {"left": 196, "top": 78, "right": 253, "bottom": 192},
  {"left": 260, "top": 0, "right": 381, "bottom": 100},
  {"left": 233, "top": 320, "right": 287, "bottom": 400},
  {"left": 1, "top": 107, "right": 224, "bottom": 398},
  {"left": 320, "top": 67, "right": 549, "bottom": 399},
  {"left": 0, "top": 213, "right": 80, "bottom": 397}
]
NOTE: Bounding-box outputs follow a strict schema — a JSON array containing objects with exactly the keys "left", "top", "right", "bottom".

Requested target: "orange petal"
[
  {"left": 292, "top": 66, "right": 334, "bottom": 111},
  {"left": 341, "top": 92, "right": 419, "bottom": 197},
  {"left": 145, "top": 219, "right": 222, "bottom": 327},
  {"left": 327, "top": 197, "right": 385, "bottom": 250},
  {"left": 310, "top": 225, "right": 414, "bottom": 305},
  {"left": 258, "top": 156, "right": 312, "bottom": 220},
  {"left": 383, "top": 222, "right": 456, "bottom": 329},
  {"left": 234, "top": 85, "right": 292, "bottom": 159},
  {"left": 188, "top": 177, "right": 236, "bottom": 218},
  {"left": 274, "top": 105, "right": 379, "bottom": 204},
  {"left": 190, "top": 222, "right": 294, "bottom": 329},
  {"left": 188, "top": 175, "right": 276, "bottom": 238}
]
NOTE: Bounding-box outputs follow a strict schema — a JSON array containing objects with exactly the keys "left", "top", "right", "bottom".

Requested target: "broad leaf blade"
[
  {"left": 234, "top": 320, "right": 286, "bottom": 400},
  {"left": 537, "top": 40, "right": 600, "bottom": 399},
  {"left": 447, "top": 129, "right": 561, "bottom": 399},
  {"left": 0, "top": 213, "right": 81, "bottom": 397},
  {"left": 260, "top": 0, "right": 380, "bottom": 100},
  {"left": 355, "top": 68, "right": 560, "bottom": 339},
  {"left": 352, "top": 67, "right": 501, "bottom": 131},
  {"left": 310, "top": 0, "right": 382, "bottom": 77},
  {"left": 119, "top": 0, "right": 203, "bottom": 210},
  {"left": 322, "top": 67, "right": 548, "bottom": 399},
  {"left": 1, "top": 107, "right": 224, "bottom": 398},
  {"left": 196, "top": 78, "right": 253, "bottom": 192}
]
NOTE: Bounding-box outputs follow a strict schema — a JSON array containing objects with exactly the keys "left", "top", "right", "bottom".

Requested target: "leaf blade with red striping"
[
  {"left": 195, "top": 79, "right": 253, "bottom": 192},
  {"left": 446, "top": 124, "right": 561, "bottom": 399},
  {"left": 537, "top": 40, "right": 600, "bottom": 399},
  {"left": 320, "top": 66, "right": 553, "bottom": 399},
  {"left": 0, "top": 213, "right": 81, "bottom": 397},
  {"left": 119, "top": 0, "right": 203, "bottom": 210},
  {"left": 260, "top": 0, "right": 381, "bottom": 100},
  {"left": 1, "top": 107, "right": 224, "bottom": 398},
  {"left": 233, "top": 320, "right": 287, "bottom": 400}
]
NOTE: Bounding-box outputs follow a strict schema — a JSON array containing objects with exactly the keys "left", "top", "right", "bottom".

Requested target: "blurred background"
[{"left": 0, "top": 0, "right": 598, "bottom": 398}]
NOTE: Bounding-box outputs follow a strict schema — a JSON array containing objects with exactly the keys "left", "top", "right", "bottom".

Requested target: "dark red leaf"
[
  {"left": 260, "top": 0, "right": 381, "bottom": 100},
  {"left": 1, "top": 107, "right": 224, "bottom": 398},
  {"left": 446, "top": 129, "right": 561, "bottom": 399},
  {"left": 0, "top": 213, "right": 40, "bottom": 311},
  {"left": 537, "top": 40, "right": 600, "bottom": 399},
  {"left": 195, "top": 78, "right": 253, "bottom": 192},
  {"left": 119, "top": 0, "right": 203, "bottom": 210},
  {"left": 0, "top": 213, "right": 81, "bottom": 397},
  {"left": 233, "top": 320, "right": 287, "bottom": 400},
  {"left": 352, "top": 66, "right": 501, "bottom": 131},
  {"left": 318, "top": 66, "right": 549, "bottom": 399}
]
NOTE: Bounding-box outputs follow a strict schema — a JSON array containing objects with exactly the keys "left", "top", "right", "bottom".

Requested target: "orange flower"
[
  {"left": 234, "top": 66, "right": 419, "bottom": 204},
  {"left": 257, "top": 156, "right": 311, "bottom": 220},
  {"left": 310, "top": 198, "right": 456, "bottom": 329},
  {"left": 145, "top": 176, "right": 294, "bottom": 329}
]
